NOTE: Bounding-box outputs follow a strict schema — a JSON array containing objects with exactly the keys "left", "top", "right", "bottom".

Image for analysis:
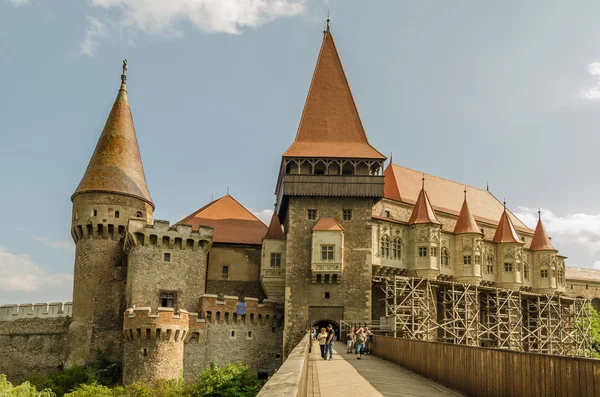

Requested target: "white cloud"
[
  {"left": 252, "top": 208, "right": 274, "bottom": 225},
  {"left": 89, "top": 0, "right": 305, "bottom": 35},
  {"left": 515, "top": 207, "right": 600, "bottom": 267},
  {"left": 0, "top": 248, "right": 73, "bottom": 304},
  {"left": 7, "top": 0, "right": 30, "bottom": 6},
  {"left": 80, "top": 16, "right": 108, "bottom": 57},
  {"left": 29, "top": 234, "right": 74, "bottom": 252},
  {"left": 582, "top": 62, "right": 600, "bottom": 99}
]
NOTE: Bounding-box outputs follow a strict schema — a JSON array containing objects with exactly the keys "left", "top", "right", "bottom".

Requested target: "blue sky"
[{"left": 1, "top": 0, "right": 600, "bottom": 304}]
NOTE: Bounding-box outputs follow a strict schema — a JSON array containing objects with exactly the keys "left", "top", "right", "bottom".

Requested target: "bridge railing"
[
  {"left": 371, "top": 335, "right": 600, "bottom": 397},
  {"left": 256, "top": 332, "right": 311, "bottom": 397}
]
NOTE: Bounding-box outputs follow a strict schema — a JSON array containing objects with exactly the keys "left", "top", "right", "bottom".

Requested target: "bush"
[
  {"left": 63, "top": 383, "right": 116, "bottom": 397},
  {"left": 0, "top": 374, "right": 56, "bottom": 397},
  {"left": 193, "top": 362, "right": 260, "bottom": 397},
  {"left": 27, "top": 366, "right": 96, "bottom": 396}
]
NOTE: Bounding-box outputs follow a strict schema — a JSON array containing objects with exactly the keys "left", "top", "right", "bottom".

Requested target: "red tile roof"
[
  {"left": 177, "top": 195, "right": 267, "bottom": 245},
  {"left": 384, "top": 164, "right": 532, "bottom": 233},
  {"left": 72, "top": 79, "right": 153, "bottom": 207},
  {"left": 264, "top": 212, "right": 285, "bottom": 240},
  {"left": 408, "top": 187, "right": 441, "bottom": 225},
  {"left": 282, "top": 32, "right": 385, "bottom": 160},
  {"left": 529, "top": 217, "right": 555, "bottom": 251},
  {"left": 312, "top": 218, "right": 344, "bottom": 231},
  {"left": 492, "top": 210, "right": 523, "bottom": 244},
  {"left": 454, "top": 196, "right": 482, "bottom": 235}
]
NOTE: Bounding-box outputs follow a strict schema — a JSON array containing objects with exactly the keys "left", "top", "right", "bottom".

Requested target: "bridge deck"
[{"left": 307, "top": 341, "right": 462, "bottom": 397}]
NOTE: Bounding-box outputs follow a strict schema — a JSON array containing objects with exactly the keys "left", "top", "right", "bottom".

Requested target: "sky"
[{"left": 1, "top": 0, "right": 600, "bottom": 304}]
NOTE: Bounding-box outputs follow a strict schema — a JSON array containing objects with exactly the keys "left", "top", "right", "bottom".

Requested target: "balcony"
[{"left": 280, "top": 174, "right": 384, "bottom": 198}]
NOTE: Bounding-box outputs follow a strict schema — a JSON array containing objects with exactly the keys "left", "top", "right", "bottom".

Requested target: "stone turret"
[
  {"left": 493, "top": 205, "right": 524, "bottom": 289},
  {"left": 530, "top": 211, "right": 562, "bottom": 293},
  {"left": 407, "top": 180, "right": 442, "bottom": 279},
  {"left": 67, "top": 63, "right": 154, "bottom": 366},
  {"left": 453, "top": 191, "right": 484, "bottom": 284},
  {"left": 261, "top": 212, "right": 286, "bottom": 302}
]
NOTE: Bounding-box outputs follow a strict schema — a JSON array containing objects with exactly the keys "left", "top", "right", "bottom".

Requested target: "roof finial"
[
  {"left": 464, "top": 186, "right": 467, "bottom": 201},
  {"left": 390, "top": 152, "right": 393, "bottom": 165},
  {"left": 422, "top": 173, "right": 425, "bottom": 189},
  {"left": 325, "top": 11, "right": 331, "bottom": 34},
  {"left": 538, "top": 208, "right": 541, "bottom": 221},
  {"left": 503, "top": 199, "right": 506, "bottom": 211},
  {"left": 227, "top": 186, "right": 230, "bottom": 195},
  {"left": 486, "top": 181, "right": 489, "bottom": 191},
  {"left": 121, "top": 59, "right": 128, "bottom": 84}
]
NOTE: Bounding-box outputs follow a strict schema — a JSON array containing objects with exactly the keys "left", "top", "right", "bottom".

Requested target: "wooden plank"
[
  {"left": 594, "top": 360, "right": 600, "bottom": 397},
  {"left": 585, "top": 360, "right": 595, "bottom": 397}
]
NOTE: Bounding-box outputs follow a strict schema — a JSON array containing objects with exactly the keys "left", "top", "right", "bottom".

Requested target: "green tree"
[
  {"left": 63, "top": 383, "right": 115, "bottom": 397},
  {"left": 0, "top": 374, "right": 56, "bottom": 397},
  {"left": 193, "top": 362, "right": 260, "bottom": 397},
  {"left": 589, "top": 307, "right": 600, "bottom": 358}
]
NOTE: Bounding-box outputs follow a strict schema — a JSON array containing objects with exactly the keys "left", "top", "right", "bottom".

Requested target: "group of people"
[
  {"left": 345, "top": 327, "right": 373, "bottom": 359},
  {"left": 311, "top": 324, "right": 374, "bottom": 361}
]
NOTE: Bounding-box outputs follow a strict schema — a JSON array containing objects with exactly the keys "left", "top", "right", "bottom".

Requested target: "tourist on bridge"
[
  {"left": 364, "top": 327, "right": 373, "bottom": 355},
  {"left": 346, "top": 327, "right": 355, "bottom": 353},
  {"left": 355, "top": 328, "right": 366, "bottom": 360},
  {"left": 317, "top": 327, "right": 328, "bottom": 360},
  {"left": 326, "top": 324, "right": 335, "bottom": 360}
]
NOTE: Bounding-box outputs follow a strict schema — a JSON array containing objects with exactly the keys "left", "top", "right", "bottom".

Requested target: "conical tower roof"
[
  {"left": 454, "top": 192, "right": 481, "bottom": 235},
  {"left": 529, "top": 211, "right": 555, "bottom": 251},
  {"left": 264, "top": 212, "right": 285, "bottom": 240},
  {"left": 282, "top": 26, "right": 384, "bottom": 159},
  {"left": 492, "top": 206, "right": 522, "bottom": 244},
  {"left": 72, "top": 64, "right": 153, "bottom": 208},
  {"left": 408, "top": 182, "right": 441, "bottom": 225}
]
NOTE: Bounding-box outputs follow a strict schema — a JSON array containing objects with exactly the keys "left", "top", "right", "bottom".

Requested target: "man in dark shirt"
[{"left": 326, "top": 324, "right": 335, "bottom": 360}]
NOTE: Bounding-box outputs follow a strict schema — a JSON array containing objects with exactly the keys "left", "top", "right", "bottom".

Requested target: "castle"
[{"left": 1, "top": 23, "right": 600, "bottom": 384}]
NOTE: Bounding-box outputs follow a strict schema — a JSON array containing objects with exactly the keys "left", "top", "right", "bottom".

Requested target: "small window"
[
  {"left": 321, "top": 245, "right": 335, "bottom": 261},
  {"left": 486, "top": 255, "right": 494, "bottom": 274},
  {"left": 164, "top": 253, "right": 171, "bottom": 262},
  {"left": 231, "top": 330, "right": 235, "bottom": 338},
  {"left": 248, "top": 331, "right": 252, "bottom": 338},
  {"left": 418, "top": 247, "right": 428, "bottom": 257},
  {"left": 222, "top": 265, "right": 229, "bottom": 279},
  {"left": 324, "top": 292, "right": 330, "bottom": 299},
  {"left": 524, "top": 263, "right": 529, "bottom": 279},
  {"left": 441, "top": 248, "right": 449, "bottom": 266},
  {"left": 316, "top": 274, "right": 322, "bottom": 283},
  {"left": 343, "top": 209, "right": 352, "bottom": 221},
  {"left": 143, "top": 348, "right": 147, "bottom": 357},
  {"left": 332, "top": 274, "right": 338, "bottom": 283},
  {"left": 272, "top": 327, "right": 277, "bottom": 333},
  {"left": 75, "top": 210, "right": 79, "bottom": 220},
  {"left": 541, "top": 269, "right": 549, "bottom": 278},
  {"left": 392, "top": 238, "right": 402, "bottom": 259},
  {"left": 307, "top": 209, "right": 317, "bottom": 221},
  {"left": 380, "top": 236, "right": 390, "bottom": 258},
  {"left": 474, "top": 256, "right": 480, "bottom": 264},
  {"left": 135, "top": 211, "right": 143, "bottom": 218},
  {"left": 114, "top": 211, "right": 120, "bottom": 219},
  {"left": 160, "top": 291, "right": 176, "bottom": 308},
  {"left": 324, "top": 274, "right": 330, "bottom": 283},
  {"left": 504, "top": 263, "right": 513, "bottom": 272},
  {"left": 384, "top": 210, "right": 391, "bottom": 218},
  {"left": 93, "top": 209, "right": 98, "bottom": 217},
  {"left": 463, "top": 255, "right": 472, "bottom": 265},
  {"left": 270, "top": 253, "right": 281, "bottom": 268},
  {"left": 430, "top": 247, "right": 438, "bottom": 257}
]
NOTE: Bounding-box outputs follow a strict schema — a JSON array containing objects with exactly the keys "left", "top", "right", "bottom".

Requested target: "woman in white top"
[{"left": 317, "top": 327, "right": 328, "bottom": 360}]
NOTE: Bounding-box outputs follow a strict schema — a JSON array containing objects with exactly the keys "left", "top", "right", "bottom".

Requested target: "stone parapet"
[
  {"left": 0, "top": 302, "right": 72, "bottom": 321},
  {"left": 198, "top": 294, "right": 283, "bottom": 326},
  {"left": 123, "top": 307, "right": 189, "bottom": 343}
]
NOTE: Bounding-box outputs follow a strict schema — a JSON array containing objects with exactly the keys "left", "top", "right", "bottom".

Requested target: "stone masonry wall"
[
  {"left": 206, "top": 245, "right": 266, "bottom": 300},
  {"left": 283, "top": 197, "right": 373, "bottom": 356},
  {"left": 0, "top": 318, "right": 70, "bottom": 383}
]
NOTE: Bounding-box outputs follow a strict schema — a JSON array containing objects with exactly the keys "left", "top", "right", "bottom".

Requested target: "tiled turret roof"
[
  {"left": 492, "top": 209, "right": 522, "bottom": 244},
  {"left": 408, "top": 184, "right": 441, "bottom": 225},
  {"left": 454, "top": 193, "right": 482, "bottom": 235},
  {"left": 530, "top": 212, "right": 556, "bottom": 251},
  {"left": 264, "top": 212, "right": 285, "bottom": 240}
]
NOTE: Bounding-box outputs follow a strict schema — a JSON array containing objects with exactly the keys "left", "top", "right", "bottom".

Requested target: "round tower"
[
  {"left": 122, "top": 308, "right": 189, "bottom": 385},
  {"left": 67, "top": 62, "right": 155, "bottom": 366}
]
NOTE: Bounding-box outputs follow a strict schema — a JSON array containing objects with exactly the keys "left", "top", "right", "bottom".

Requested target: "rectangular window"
[
  {"left": 384, "top": 210, "right": 391, "bottom": 218},
  {"left": 270, "top": 253, "right": 281, "bottom": 268},
  {"left": 541, "top": 269, "right": 548, "bottom": 278},
  {"left": 160, "top": 292, "right": 176, "bottom": 308},
  {"left": 343, "top": 209, "right": 353, "bottom": 221},
  {"left": 418, "top": 247, "right": 428, "bottom": 257},
  {"left": 475, "top": 256, "right": 480, "bottom": 264},
  {"left": 307, "top": 209, "right": 317, "bottom": 221},
  {"left": 430, "top": 247, "right": 438, "bottom": 257},
  {"left": 321, "top": 245, "right": 335, "bottom": 261},
  {"left": 222, "top": 265, "right": 229, "bottom": 279},
  {"left": 163, "top": 253, "right": 171, "bottom": 262},
  {"left": 463, "top": 255, "right": 472, "bottom": 265},
  {"left": 114, "top": 210, "right": 120, "bottom": 218},
  {"left": 504, "top": 263, "right": 513, "bottom": 272}
]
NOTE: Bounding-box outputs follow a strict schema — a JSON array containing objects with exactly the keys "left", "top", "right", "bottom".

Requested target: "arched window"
[
  {"left": 523, "top": 263, "right": 529, "bottom": 280},
  {"left": 392, "top": 238, "right": 402, "bottom": 259},
  {"left": 441, "top": 248, "right": 449, "bottom": 266},
  {"left": 380, "top": 235, "right": 390, "bottom": 258},
  {"left": 486, "top": 255, "right": 494, "bottom": 274}
]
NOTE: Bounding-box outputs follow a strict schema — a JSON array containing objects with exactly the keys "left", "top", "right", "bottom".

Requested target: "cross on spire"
[
  {"left": 324, "top": 12, "right": 331, "bottom": 34},
  {"left": 121, "top": 59, "right": 128, "bottom": 83}
]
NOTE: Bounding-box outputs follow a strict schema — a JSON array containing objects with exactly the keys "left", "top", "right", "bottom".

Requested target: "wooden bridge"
[{"left": 257, "top": 333, "right": 600, "bottom": 397}]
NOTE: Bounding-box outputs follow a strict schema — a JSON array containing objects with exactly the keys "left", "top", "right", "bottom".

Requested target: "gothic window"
[
  {"left": 418, "top": 247, "right": 428, "bottom": 257},
  {"left": 558, "top": 267, "right": 564, "bottom": 284},
  {"left": 541, "top": 269, "right": 548, "bottom": 278},
  {"left": 441, "top": 248, "right": 449, "bottom": 266},
  {"left": 487, "top": 255, "right": 494, "bottom": 274},
  {"left": 504, "top": 262, "right": 513, "bottom": 272},
  {"left": 392, "top": 238, "right": 402, "bottom": 259},
  {"left": 270, "top": 253, "right": 281, "bottom": 268},
  {"left": 343, "top": 209, "right": 353, "bottom": 221},
  {"left": 160, "top": 291, "right": 176, "bottom": 308},
  {"left": 463, "top": 255, "right": 472, "bottom": 265},
  {"left": 321, "top": 245, "right": 335, "bottom": 261},
  {"left": 135, "top": 211, "right": 143, "bottom": 218},
  {"left": 380, "top": 235, "right": 390, "bottom": 258},
  {"left": 307, "top": 209, "right": 317, "bottom": 221},
  {"left": 431, "top": 247, "right": 438, "bottom": 257},
  {"left": 523, "top": 263, "right": 529, "bottom": 280}
]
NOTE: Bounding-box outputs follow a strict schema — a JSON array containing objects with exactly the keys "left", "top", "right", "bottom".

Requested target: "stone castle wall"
[
  {"left": 0, "top": 302, "right": 72, "bottom": 321},
  {"left": 206, "top": 245, "right": 266, "bottom": 300}
]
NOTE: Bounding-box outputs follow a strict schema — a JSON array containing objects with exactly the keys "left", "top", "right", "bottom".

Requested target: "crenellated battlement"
[
  {"left": 197, "top": 294, "right": 283, "bottom": 327},
  {"left": 123, "top": 218, "right": 213, "bottom": 255},
  {"left": 123, "top": 307, "right": 190, "bottom": 343},
  {"left": 0, "top": 302, "right": 72, "bottom": 321},
  {"left": 71, "top": 221, "right": 128, "bottom": 243}
]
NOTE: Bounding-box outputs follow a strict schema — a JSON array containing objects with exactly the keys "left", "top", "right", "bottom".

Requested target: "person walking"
[
  {"left": 346, "top": 327, "right": 355, "bottom": 353},
  {"left": 364, "top": 327, "right": 373, "bottom": 355},
  {"left": 317, "top": 327, "right": 328, "bottom": 360},
  {"left": 326, "top": 324, "right": 335, "bottom": 360},
  {"left": 355, "top": 328, "right": 366, "bottom": 360}
]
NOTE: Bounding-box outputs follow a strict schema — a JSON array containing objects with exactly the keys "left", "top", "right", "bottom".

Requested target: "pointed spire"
[
  {"left": 408, "top": 184, "right": 441, "bottom": 225},
  {"left": 72, "top": 61, "right": 154, "bottom": 208},
  {"left": 264, "top": 212, "right": 286, "bottom": 240},
  {"left": 383, "top": 163, "right": 402, "bottom": 201},
  {"left": 492, "top": 205, "right": 522, "bottom": 244},
  {"left": 282, "top": 23, "right": 385, "bottom": 159},
  {"left": 530, "top": 210, "right": 556, "bottom": 251},
  {"left": 454, "top": 189, "right": 482, "bottom": 235}
]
